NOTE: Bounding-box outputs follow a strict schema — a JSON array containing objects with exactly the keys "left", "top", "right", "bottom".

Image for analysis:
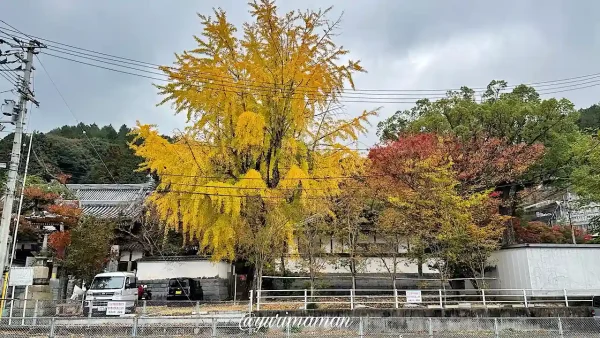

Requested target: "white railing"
[{"left": 251, "top": 288, "right": 600, "bottom": 311}]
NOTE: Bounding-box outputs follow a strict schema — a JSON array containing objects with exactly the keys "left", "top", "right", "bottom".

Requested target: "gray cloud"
[{"left": 1, "top": 0, "right": 599, "bottom": 145}]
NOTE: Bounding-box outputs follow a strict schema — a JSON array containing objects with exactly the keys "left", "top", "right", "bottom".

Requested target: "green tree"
[
  {"left": 376, "top": 81, "right": 582, "bottom": 212},
  {"left": 578, "top": 103, "right": 600, "bottom": 134},
  {"left": 63, "top": 217, "right": 116, "bottom": 283}
]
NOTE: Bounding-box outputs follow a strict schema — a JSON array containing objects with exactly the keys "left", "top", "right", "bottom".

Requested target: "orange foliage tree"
[{"left": 367, "top": 133, "right": 543, "bottom": 286}]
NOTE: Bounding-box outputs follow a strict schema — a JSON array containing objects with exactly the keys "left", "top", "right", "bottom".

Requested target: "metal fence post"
[
  {"left": 358, "top": 317, "right": 364, "bottom": 338},
  {"left": 482, "top": 289, "right": 486, "bottom": 308},
  {"left": 49, "top": 317, "right": 56, "bottom": 338},
  {"left": 211, "top": 317, "right": 217, "bottom": 338},
  {"left": 522, "top": 289, "right": 528, "bottom": 308},
  {"left": 286, "top": 320, "right": 291, "bottom": 338},
  {"left": 304, "top": 289, "right": 308, "bottom": 310},
  {"left": 394, "top": 289, "right": 398, "bottom": 309},
  {"left": 249, "top": 290, "right": 253, "bottom": 312},
  {"left": 563, "top": 289, "right": 569, "bottom": 307},
  {"left": 350, "top": 289, "right": 354, "bottom": 310},
  {"left": 87, "top": 300, "right": 92, "bottom": 318},
  {"left": 195, "top": 301, "right": 200, "bottom": 315},
  {"left": 428, "top": 318, "right": 433, "bottom": 338},
  {"left": 142, "top": 300, "right": 147, "bottom": 316},
  {"left": 21, "top": 286, "right": 28, "bottom": 326},
  {"left": 557, "top": 317, "right": 564, "bottom": 337},
  {"left": 494, "top": 318, "right": 499, "bottom": 338},
  {"left": 32, "top": 300, "right": 38, "bottom": 326},
  {"left": 8, "top": 297, "right": 14, "bottom": 325},
  {"left": 256, "top": 290, "right": 261, "bottom": 311},
  {"left": 132, "top": 317, "right": 138, "bottom": 337},
  {"left": 438, "top": 289, "right": 443, "bottom": 308}
]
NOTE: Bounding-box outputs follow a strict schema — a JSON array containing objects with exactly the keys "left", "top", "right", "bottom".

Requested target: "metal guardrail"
[
  {"left": 0, "top": 298, "right": 251, "bottom": 319},
  {"left": 0, "top": 316, "right": 597, "bottom": 337},
  {"left": 0, "top": 288, "right": 598, "bottom": 318},
  {"left": 253, "top": 288, "right": 600, "bottom": 311}
]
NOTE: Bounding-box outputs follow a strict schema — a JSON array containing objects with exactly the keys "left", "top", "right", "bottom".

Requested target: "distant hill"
[
  {"left": 0, "top": 123, "right": 148, "bottom": 184},
  {"left": 579, "top": 103, "right": 600, "bottom": 134}
]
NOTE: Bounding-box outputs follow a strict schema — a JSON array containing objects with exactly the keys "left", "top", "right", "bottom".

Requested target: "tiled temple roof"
[{"left": 66, "top": 183, "right": 153, "bottom": 219}]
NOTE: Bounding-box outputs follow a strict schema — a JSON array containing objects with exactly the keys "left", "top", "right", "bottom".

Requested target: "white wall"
[
  {"left": 137, "top": 260, "right": 231, "bottom": 280},
  {"left": 312, "top": 236, "right": 409, "bottom": 254},
  {"left": 489, "top": 248, "right": 531, "bottom": 290},
  {"left": 281, "top": 257, "right": 437, "bottom": 275},
  {"left": 490, "top": 244, "right": 600, "bottom": 294},
  {"left": 119, "top": 250, "right": 144, "bottom": 262}
]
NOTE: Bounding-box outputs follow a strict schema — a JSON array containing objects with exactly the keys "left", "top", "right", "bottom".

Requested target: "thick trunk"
[{"left": 417, "top": 255, "right": 424, "bottom": 279}]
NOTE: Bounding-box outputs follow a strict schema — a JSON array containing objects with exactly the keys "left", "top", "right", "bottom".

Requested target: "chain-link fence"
[
  {"left": 0, "top": 298, "right": 253, "bottom": 318},
  {"left": 0, "top": 316, "right": 597, "bottom": 337}
]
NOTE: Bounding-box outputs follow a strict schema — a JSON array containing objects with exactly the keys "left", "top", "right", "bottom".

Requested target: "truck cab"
[{"left": 84, "top": 272, "right": 138, "bottom": 316}]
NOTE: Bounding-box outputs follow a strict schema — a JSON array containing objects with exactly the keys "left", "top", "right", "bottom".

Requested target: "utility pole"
[
  {"left": 0, "top": 39, "right": 43, "bottom": 286},
  {"left": 564, "top": 189, "right": 577, "bottom": 244}
]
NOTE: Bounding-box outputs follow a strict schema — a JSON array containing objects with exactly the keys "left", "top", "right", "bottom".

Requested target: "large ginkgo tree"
[{"left": 131, "top": 0, "right": 374, "bottom": 289}]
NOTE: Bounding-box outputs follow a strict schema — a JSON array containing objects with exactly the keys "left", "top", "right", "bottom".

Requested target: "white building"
[
  {"left": 489, "top": 243, "right": 600, "bottom": 294},
  {"left": 524, "top": 192, "right": 600, "bottom": 230}
]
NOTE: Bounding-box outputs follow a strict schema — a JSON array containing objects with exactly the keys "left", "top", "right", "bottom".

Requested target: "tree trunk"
[
  {"left": 500, "top": 184, "right": 517, "bottom": 245},
  {"left": 392, "top": 254, "right": 397, "bottom": 290},
  {"left": 417, "top": 255, "right": 424, "bottom": 279},
  {"left": 350, "top": 258, "right": 357, "bottom": 290}
]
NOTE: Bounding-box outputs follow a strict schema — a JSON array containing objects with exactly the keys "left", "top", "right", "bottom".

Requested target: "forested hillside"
[{"left": 0, "top": 123, "right": 147, "bottom": 184}]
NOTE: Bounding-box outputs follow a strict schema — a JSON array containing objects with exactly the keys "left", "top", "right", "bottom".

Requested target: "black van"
[
  {"left": 593, "top": 296, "right": 600, "bottom": 317},
  {"left": 166, "top": 278, "right": 204, "bottom": 301}
]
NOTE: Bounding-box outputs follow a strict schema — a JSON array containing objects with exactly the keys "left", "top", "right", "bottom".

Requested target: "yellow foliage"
[
  {"left": 131, "top": 0, "right": 375, "bottom": 261},
  {"left": 235, "top": 111, "right": 265, "bottom": 152}
]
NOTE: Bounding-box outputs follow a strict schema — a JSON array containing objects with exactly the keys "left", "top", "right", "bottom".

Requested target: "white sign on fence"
[
  {"left": 406, "top": 290, "right": 422, "bottom": 303},
  {"left": 106, "top": 302, "right": 126, "bottom": 316},
  {"left": 8, "top": 267, "right": 33, "bottom": 286}
]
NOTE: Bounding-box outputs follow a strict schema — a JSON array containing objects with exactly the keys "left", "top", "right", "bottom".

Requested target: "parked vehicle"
[
  {"left": 167, "top": 278, "right": 203, "bottom": 301},
  {"left": 593, "top": 296, "right": 600, "bottom": 317},
  {"left": 141, "top": 284, "right": 152, "bottom": 300},
  {"left": 84, "top": 272, "right": 138, "bottom": 316}
]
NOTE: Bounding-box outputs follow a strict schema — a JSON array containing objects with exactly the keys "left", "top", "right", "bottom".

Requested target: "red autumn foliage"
[
  {"left": 56, "top": 173, "right": 72, "bottom": 184},
  {"left": 46, "top": 204, "right": 82, "bottom": 219},
  {"left": 446, "top": 135, "right": 545, "bottom": 193},
  {"left": 369, "top": 133, "right": 446, "bottom": 176},
  {"left": 514, "top": 220, "right": 591, "bottom": 244},
  {"left": 48, "top": 230, "right": 71, "bottom": 259},
  {"left": 23, "top": 187, "right": 59, "bottom": 202},
  {"left": 369, "top": 133, "right": 545, "bottom": 194}
]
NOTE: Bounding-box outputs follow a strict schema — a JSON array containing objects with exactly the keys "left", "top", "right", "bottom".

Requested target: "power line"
[
  {"left": 0, "top": 72, "right": 17, "bottom": 87},
  {"left": 38, "top": 50, "right": 600, "bottom": 105},
  {"left": 33, "top": 55, "right": 118, "bottom": 183},
  {"left": 0, "top": 65, "right": 20, "bottom": 85},
  {"left": 38, "top": 52, "right": 451, "bottom": 105},
  {"left": 3, "top": 25, "right": 600, "bottom": 98}
]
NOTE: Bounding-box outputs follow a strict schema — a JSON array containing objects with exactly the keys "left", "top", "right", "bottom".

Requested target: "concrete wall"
[
  {"left": 255, "top": 306, "right": 593, "bottom": 318},
  {"left": 136, "top": 260, "right": 230, "bottom": 280},
  {"left": 490, "top": 244, "right": 600, "bottom": 294},
  {"left": 139, "top": 278, "right": 229, "bottom": 301}
]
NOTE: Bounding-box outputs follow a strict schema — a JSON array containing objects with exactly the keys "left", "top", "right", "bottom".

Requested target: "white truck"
[{"left": 84, "top": 271, "right": 138, "bottom": 316}]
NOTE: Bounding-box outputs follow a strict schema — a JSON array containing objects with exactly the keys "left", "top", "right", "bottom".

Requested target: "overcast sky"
[{"left": 1, "top": 0, "right": 599, "bottom": 146}]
